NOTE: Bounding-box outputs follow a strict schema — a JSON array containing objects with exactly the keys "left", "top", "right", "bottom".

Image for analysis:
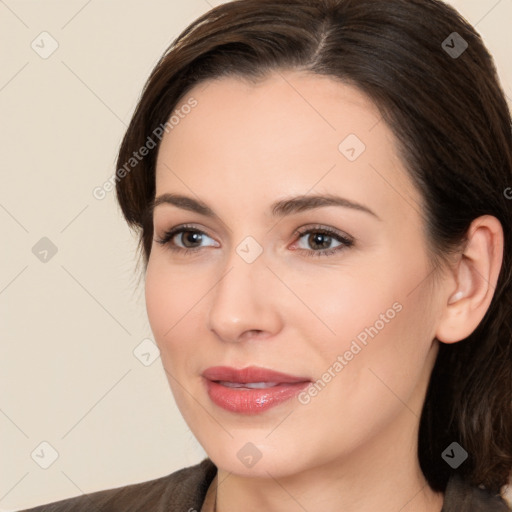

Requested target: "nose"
[{"left": 207, "top": 252, "right": 283, "bottom": 343}]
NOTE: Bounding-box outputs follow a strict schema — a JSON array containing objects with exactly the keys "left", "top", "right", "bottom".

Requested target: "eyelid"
[
  {"left": 154, "top": 223, "right": 355, "bottom": 256},
  {"left": 154, "top": 223, "right": 218, "bottom": 248},
  {"left": 292, "top": 224, "right": 354, "bottom": 243},
  {"left": 289, "top": 224, "right": 355, "bottom": 256}
]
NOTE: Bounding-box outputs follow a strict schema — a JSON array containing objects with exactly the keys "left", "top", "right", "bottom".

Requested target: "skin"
[{"left": 145, "top": 71, "right": 504, "bottom": 512}]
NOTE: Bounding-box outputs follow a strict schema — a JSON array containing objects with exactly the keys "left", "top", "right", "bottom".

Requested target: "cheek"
[
  {"left": 145, "top": 263, "right": 173, "bottom": 341},
  {"left": 144, "top": 263, "right": 209, "bottom": 421},
  {"left": 293, "top": 247, "right": 435, "bottom": 381},
  {"left": 144, "top": 259, "right": 204, "bottom": 359},
  {"left": 282, "top": 257, "right": 403, "bottom": 357},
  {"left": 301, "top": 233, "right": 433, "bottom": 350}
]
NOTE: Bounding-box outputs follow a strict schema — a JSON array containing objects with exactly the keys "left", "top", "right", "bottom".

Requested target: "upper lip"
[{"left": 202, "top": 366, "right": 311, "bottom": 384}]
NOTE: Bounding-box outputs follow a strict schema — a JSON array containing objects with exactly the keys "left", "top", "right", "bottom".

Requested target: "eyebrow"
[{"left": 150, "top": 193, "right": 381, "bottom": 220}]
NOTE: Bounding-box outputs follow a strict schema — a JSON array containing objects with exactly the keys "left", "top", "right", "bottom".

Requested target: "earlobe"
[{"left": 435, "top": 215, "right": 504, "bottom": 344}]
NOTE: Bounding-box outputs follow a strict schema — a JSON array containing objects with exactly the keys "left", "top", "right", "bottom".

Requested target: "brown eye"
[
  {"left": 178, "top": 230, "right": 204, "bottom": 248},
  {"left": 306, "top": 232, "right": 335, "bottom": 250},
  {"left": 154, "top": 225, "right": 218, "bottom": 254},
  {"left": 293, "top": 226, "right": 354, "bottom": 257}
]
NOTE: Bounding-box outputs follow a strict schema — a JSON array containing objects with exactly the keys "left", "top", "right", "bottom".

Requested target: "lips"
[
  {"left": 202, "top": 366, "right": 311, "bottom": 414},
  {"left": 203, "top": 366, "right": 310, "bottom": 384}
]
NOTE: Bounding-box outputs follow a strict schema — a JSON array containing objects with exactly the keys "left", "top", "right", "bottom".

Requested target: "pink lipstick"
[{"left": 202, "top": 366, "right": 311, "bottom": 414}]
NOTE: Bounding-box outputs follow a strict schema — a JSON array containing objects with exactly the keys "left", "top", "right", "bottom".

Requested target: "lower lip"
[{"left": 204, "top": 379, "right": 310, "bottom": 414}]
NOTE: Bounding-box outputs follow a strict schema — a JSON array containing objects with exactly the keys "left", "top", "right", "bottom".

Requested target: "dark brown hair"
[{"left": 115, "top": 0, "right": 512, "bottom": 496}]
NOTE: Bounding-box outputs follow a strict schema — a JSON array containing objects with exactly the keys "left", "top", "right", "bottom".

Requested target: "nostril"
[{"left": 245, "top": 329, "right": 264, "bottom": 338}]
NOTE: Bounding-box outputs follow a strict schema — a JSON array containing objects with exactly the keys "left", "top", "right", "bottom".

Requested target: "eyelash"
[{"left": 154, "top": 224, "right": 354, "bottom": 258}]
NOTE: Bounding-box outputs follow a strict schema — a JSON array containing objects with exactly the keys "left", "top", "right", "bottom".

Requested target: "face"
[{"left": 145, "top": 71, "right": 444, "bottom": 478}]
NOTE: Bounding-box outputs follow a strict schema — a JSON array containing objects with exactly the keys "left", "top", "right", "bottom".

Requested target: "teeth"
[{"left": 219, "top": 381, "right": 279, "bottom": 389}]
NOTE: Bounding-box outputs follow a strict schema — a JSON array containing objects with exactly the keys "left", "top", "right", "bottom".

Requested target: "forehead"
[{"left": 155, "top": 71, "right": 424, "bottom": 223}]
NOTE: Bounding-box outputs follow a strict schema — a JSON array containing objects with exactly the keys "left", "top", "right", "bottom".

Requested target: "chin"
[{"left": 196, "top": 430, "right": 321, "bottom": 479}]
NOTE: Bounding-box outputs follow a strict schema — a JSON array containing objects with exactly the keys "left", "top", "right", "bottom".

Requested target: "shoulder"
[
  {"left": 442, "top": 472, "right": 511, "bottom": 512},
  {"left": 16, "top": 458, "right": 217, "bottom": 512}
]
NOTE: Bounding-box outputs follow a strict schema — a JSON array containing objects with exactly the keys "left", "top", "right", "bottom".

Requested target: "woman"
[{"left": 20, "top": 0, "right": 512, "bottom": 510}]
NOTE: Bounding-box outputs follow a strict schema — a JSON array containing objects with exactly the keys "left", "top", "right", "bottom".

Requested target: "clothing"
[{"left": 17, "top": 458, "right": 510, "bottom": 511}]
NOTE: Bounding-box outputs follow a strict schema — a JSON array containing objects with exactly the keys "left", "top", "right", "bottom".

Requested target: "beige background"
[{"left": 1, "top": 0, "right": 511, "bottom": 510}]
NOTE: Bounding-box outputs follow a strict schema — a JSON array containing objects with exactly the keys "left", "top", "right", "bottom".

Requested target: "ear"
[{"left": 436, "top": 215, "right": 504, "bottom": 344}]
